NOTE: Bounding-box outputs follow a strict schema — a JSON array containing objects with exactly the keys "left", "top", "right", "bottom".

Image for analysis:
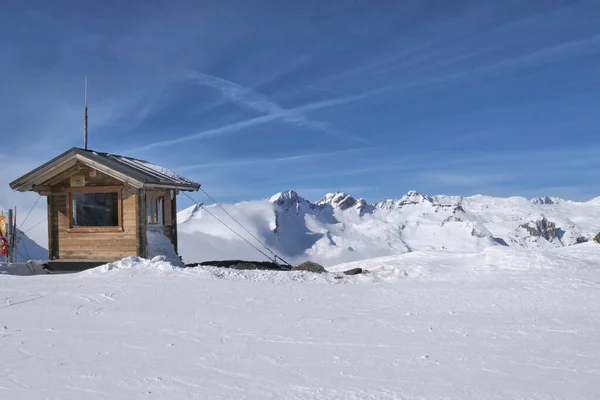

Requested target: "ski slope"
[{"left": 1, "top": 243, "right": 599, "bottom": 399}]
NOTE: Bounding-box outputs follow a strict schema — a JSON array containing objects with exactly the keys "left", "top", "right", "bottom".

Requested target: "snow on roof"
[
  {"left": 112, "top": 155, "right": 195, "bottom": 186},
  {"left": 9, "top": 147, "right": 200, "bottom": 192},
  {"left": 79, "top": 149, "right": 200, "bottom": 190}
]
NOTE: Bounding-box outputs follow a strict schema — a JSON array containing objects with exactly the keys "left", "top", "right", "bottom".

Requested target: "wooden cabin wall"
[
  {"left": 137, "top": 189, "right": 147, "bottom": 258},
  {"left": 49, "top": 188, "right": 139, "bottom": 260},
  {"left": 48, "top": 165, "right": 140, "bottom": 261},
  {"left": 47, "top": 195, "right": 58, "bottom": 260},
  {"left": 52, "top": 165, "right": 125, "bottom": 188}
]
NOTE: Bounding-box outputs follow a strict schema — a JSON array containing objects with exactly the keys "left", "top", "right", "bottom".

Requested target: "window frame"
[
  {"left": 146, "top": 196, "right": 165, "bottom": 226},
  {"left": 66, "top": 186, "right": 123, "bottom": 233}
]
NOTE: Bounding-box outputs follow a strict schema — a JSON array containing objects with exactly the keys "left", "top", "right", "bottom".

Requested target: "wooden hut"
[{"left": 9, "top": 147, "right": 200, "bottom": 270}]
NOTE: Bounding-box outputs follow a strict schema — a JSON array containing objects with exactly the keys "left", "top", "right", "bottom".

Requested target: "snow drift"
[{"left": 2, "top": 243, "right": 600, "bottom": 399}]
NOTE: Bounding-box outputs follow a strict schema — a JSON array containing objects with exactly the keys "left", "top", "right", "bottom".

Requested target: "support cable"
[
  {"left": 24, "top": 218, "right": 47, "bottom": 234},
  {"left": 18, "top": 195, "right": 41, "bottom": 233},
  {"left": 183, "top": 192, "right": 276, "bottom": 263},
  {"left": 196, "top": 187, "right": 292, "bottom": 266},
  {"left": 10, "top": 196, "right": 40, "bottom": 272}
]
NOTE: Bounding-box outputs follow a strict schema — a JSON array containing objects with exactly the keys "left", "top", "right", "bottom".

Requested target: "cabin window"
[
  {"left": 66, "top": 186, "right": 123, "bottom": 232},
  {"left": 147, "top": 197, "right": 164, "bottom": 225},
  {"left": 71, "top": 192, "right": 119, "bottom": 227}
]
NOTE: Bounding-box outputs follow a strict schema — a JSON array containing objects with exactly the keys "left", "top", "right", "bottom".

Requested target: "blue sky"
[{"left": 2, "top": 0, "right": 600, "bottom": 242}]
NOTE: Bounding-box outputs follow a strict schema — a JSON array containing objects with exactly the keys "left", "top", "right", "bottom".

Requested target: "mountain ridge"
[
  {"left": 177, "top": 189, "right": 600, "bottom": 266},
  {"left": 269, "top": 189, "right": 599, "bottom": 207}
]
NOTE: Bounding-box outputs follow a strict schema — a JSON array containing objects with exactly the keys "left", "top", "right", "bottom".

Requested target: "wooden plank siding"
[
  {"left": 53, "top": 188, "right": 139, "bottom": 260},
  {"left": 51, "top": 164, "right": 125, "bottom": 189},
  {"left": 137, "top": 188, "right": 147, "bottom": 258},
  {"left": 48, "top": 164, "right": 140, "bottom": 261},
  {"left": 171, "top": 192, "right": 178, "bottom": 253},
  {"left": 48, "top": 195, "right": 58, "bottom": 260}
]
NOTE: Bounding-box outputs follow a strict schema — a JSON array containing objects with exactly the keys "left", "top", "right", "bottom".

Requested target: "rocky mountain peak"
[
  {"left": 520, "top": 217, "right": 559, "bottom": 242},
  {"left": 178, "top": 202, "right": 205, "bottom": 223},
  {"left": 399, "top": 190, "right": 433, "bottom": 205},
  {"left": 530, "top": 196, "right": 563, "bottom": 205},
  {"left": 268, "top": 190, "right": 307, "bottom": 206},
  {"left": 316, "top": 192, "right": 358, "bottom": 210}
]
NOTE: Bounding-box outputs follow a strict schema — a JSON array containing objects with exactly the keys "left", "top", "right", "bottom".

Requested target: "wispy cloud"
[
  {"left": 303, "top": 85, "right": 341, "bottom": 94},
  {"left": 133, "top": 88, "right": 382, "bottom": 152},
  {"left": 92, "top": 84, "right": 172, "bottom": 134},
  {"left": 177, "top": 146, "right": 378, "bottom": 171},
  {"left": 165, "top": 32, "right": 600, "bottom": 159},
  {"left": 187, "top": 70, "right": 349, "bottom": 138},
  {"left": 417, "top": 172, "right": 510, "bottom": 187},
  {"left": 392, "top": 33, "right": 600, "bottom": 90}
]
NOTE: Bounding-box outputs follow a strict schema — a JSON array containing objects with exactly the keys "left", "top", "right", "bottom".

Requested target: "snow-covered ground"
[{"left": 1, "top": 243, "right": 599, "bottom": 399}]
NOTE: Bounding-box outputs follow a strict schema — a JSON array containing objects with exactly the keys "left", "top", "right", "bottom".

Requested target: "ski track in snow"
[{"left": 1, "top": 245, "right": 600, "bottom": 399}]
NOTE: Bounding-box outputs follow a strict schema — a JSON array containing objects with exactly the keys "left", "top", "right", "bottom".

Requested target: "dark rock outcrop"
[
  {"left": 453, "top": 204, "right": 465, "bottom": 214},
  {"left": 316, "top": 192, "right": 371, "bottom": 215},
  {"left": 343, "top": 267, "right": 363, "bottom": 275},
  {"left": 594, "top": 232, "right": 600, "bottom": 244},
  {"left": 530, "top": 196, "right": 563, "bottom": 205},
  {"left": 520, "top": 217, "right": 558, "bottom": 241},
  {"left": 292, "top": 261, "right": 326, "bottom": 273},
  {"left": 317, "top": 193, "right": 357, "bottom": 210},
  {"left": 441, "top": 216, "right": 463, "bottom": 226}
]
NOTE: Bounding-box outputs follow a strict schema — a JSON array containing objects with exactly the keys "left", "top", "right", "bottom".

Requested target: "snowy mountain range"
[{"left": 177, "top": 190, "right": 600, "bottom": 267}]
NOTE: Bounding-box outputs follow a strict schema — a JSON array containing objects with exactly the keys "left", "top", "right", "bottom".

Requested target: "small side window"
[{"left": 147, "top": 197, "right": 164, "bottom": 225}]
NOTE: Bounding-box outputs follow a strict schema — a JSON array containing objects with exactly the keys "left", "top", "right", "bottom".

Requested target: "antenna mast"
[{"left": 84, "top": 77, "right": 88, "bottom": 150}]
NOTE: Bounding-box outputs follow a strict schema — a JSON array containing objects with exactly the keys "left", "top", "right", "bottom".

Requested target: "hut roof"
[{"left": 9, "top": 147, "right": 200, "bottom": 192}]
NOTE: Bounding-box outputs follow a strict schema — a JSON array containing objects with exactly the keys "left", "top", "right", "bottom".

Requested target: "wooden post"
[
  {"left": 12, "top": 206, "right": 16, "bottom": 262},
  {"left": 7, "top": 209, "right": 13, "bottom": 263},
  {"left": 47, "top": 196, "right": 56, "bottom": 260},
  {"left": 171, "top": 190, "right": 178, "bottom": 254},
  {"left": 137, "top": 188, "right": 147, "bottom": 258}
]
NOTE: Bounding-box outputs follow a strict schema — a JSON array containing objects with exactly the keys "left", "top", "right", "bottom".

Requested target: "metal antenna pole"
[{"left": 84, "top": 77, "right": 88, "bottom": 150}]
